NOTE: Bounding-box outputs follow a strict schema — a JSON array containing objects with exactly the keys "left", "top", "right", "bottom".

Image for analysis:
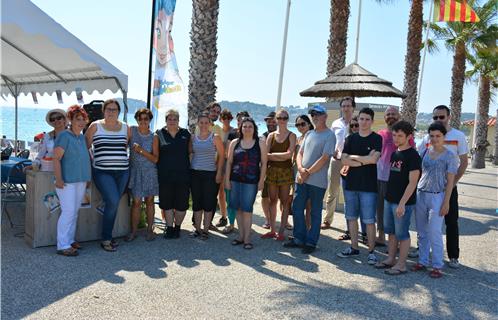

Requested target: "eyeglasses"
[
  {"left": 433, "top": 115, "right": 446, "bottom": 120},
  {"left": 50, "top": 115, "right": 64, "bottom": 122},
  {"left": 295, "top": 122, "right": 307, "bottom": 128},
  {"left": 349, "top": 123, "right": 359, "bottom": 128},
  {"left": 276, "top": 117, "right": 288, "bottom": 121}
]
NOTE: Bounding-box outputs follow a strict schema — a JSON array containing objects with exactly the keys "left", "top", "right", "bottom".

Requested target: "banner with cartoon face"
[{"left": 151, "top": 0, "right": 187, "bottom": 130}]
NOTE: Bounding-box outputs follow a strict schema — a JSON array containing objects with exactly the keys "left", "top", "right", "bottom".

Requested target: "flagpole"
[
  {"left": 146, "top": 0, "right": 157, "bottom": 110},
  {"left": 276, "top": 0, "right": 291, "bottom": 111},
  {"left": 416, "top": 0, "right": 434, "bottom": 110},
  {"left": 354, "top": 0, "right": 363, "bottom": 64}
]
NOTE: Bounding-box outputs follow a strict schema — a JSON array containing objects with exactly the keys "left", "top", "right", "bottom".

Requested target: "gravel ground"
[{"left": 1, "top": 164, "right": 497, "bottom": 320}]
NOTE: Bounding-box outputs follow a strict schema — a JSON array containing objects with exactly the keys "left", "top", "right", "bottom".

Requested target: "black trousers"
[{"left": 445, "top": 186, "right": 459, "bottom": 260}]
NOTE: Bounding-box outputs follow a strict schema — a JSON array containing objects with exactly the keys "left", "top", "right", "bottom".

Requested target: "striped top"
[
  {"left": 191, "top": 133, "right": 217, "bottom": 171},
  {"left": 92, "top": 121, "right": 129, "bottom": 170}
]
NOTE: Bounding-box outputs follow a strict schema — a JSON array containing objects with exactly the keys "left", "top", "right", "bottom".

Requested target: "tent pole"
[
  {"left": 416, "top": 0, "right": 434, "bottom": 110},
  {"left": 14, "top": 90, "right": 18, "bottom": 156},
  {"left": 122, "top": 91, "right": 128, "bottom": 123},
  {"left": 276, "top": 0, "right": 291, "bottom": 111}
]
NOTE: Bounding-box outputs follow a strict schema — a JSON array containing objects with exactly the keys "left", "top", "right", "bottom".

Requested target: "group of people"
[{"left": 41, "top": 97, "right": 468, "bottom": 279}]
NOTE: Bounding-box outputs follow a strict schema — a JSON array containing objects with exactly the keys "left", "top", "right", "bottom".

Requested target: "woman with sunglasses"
[
  {"left": 293, "top": 115, "right": 314, "bottom": 229},
  {"left": 85, "top": 99, "right": 131, "bottom": 252},
  {"left": 125, "top": 108, "right": 159, "bottom": 242},
  {"left": 226, "top": 117, "right": 267, "bottom": 249},
  {"left": 260, "top": 109, "right": 296, "bottom": 241},
  {"left": 29, "top": 109, "right": 68, "bottom": 171}
]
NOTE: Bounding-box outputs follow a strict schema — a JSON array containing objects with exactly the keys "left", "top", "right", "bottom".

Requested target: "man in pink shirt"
[{"left": 376, "top": 107, "right": 414, "bottom": 246}]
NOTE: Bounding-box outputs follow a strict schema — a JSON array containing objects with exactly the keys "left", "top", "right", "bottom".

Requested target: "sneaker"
[
  {"left": 216, "top": 217, "right": 228, "bottom": 228},
  {"left": 302, "top": 245, "right": 316, "bottom": 254},
  {"left": 448, "top": 258, "right": 460, "bottom": 269},
  {"left": 164, "top": 226, "right": 175, "bottom": 239},
  {"left": 209, "top": 224, "right": 219, "bottom": 231},
  {"left": 337, "top": 247, "right": 360, "bottom": 258},
  {"left": 367, "top": 253, "right": 378, "bottom": 265},
  {"left": 408, "top": 248, "right": 419, "bottom": 258},
  {"left": 429, "top": 268, "right": 443, "bottom": 278}
]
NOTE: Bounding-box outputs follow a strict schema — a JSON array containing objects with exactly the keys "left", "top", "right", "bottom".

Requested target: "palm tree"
[
  {"left": 428, "top": 0, "right": 496, "bottom": 129},
  {"left": 327, "top": 0, "right": 350, "bottom": 77},
  {"left": 400, "top": 0, "right": 423, "bottom": 126},
  {"left": 494, "top": 108, "right": 498, "bottom": 165},
  {"left": 466, "top": 25, "right": 498, "bottom": 168},
  {"left": 187, "top": 0, "right": 219, "bottom": 131}
]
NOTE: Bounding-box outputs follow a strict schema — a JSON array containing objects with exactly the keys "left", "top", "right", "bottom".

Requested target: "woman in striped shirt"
[{"left": 85, "top": 99, "right": 131, "bottom": 252}]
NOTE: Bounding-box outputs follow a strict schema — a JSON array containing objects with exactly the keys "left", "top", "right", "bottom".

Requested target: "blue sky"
[{"left": 4, "top": 0, "right": 483, "bottom": 113}]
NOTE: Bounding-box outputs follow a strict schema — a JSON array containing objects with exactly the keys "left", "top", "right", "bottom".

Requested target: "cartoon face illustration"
[{"left": 154, "top": 7, "right": 174, "bottom": 67}]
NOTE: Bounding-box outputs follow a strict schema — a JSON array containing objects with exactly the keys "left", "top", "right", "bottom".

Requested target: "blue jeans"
[
  {"left": 344, "top": 190, "right": 377, "bottom": 224},
  {"left": 93, "top": 168, "right": 129, "bottom": 241},
  {"left": 342, "top": 181, "right": 366, "bottom": 234},
  {"left": 383, "top": 200, "right": 413, "bottom": 241},
  {"left": 292, "top": 183, "right": 326, "bottom": 247}
]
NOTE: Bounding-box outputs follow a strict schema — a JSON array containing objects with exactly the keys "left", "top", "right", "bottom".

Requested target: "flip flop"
[
  {"left": 374, "top": 262, "right": 394, "bottom": 269},
  {"left": 231, "top": 239, "right": 244, "bottom": 246},
  {"left": 385, "top": 268, "right": 408, "bottom": 275}
]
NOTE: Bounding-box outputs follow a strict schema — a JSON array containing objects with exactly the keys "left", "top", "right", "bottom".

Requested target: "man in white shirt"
[
  {"left": 417, "top": 105, "right": 468, "bottom": 269},
  {"left": 322, "top": 97, "right": 355, "bottom": 231}
]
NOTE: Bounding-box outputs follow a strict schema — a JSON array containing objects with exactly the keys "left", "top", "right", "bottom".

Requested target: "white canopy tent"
[{"left": 1, "top": 0, "right": 128, "bottom": 152}]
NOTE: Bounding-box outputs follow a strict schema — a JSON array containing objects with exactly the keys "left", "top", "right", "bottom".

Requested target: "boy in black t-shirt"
[{"left": 375, "top": 121, "right": 421, "bottom": 275}]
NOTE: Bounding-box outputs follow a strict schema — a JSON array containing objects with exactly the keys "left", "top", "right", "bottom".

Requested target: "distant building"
[
  {"left": 462, "top": 116, "right": 496, "bottom": 159},
  {"left": 307, "top": 101, "right": 398, "bottom": 131}
]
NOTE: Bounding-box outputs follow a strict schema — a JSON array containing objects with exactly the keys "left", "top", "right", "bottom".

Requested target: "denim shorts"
[
  {"left": 383, "top": 200, "right": 413, "bottom": 241},
  {"left": 344, "top": 190, "right": 377, "bottom": 224},
  {"left": 229, "top": 180, "right": 258, "bottom": 213}
]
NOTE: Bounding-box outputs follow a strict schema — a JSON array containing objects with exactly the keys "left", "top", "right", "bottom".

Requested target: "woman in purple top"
[{"left": 225, "top": 117, "right": 267, "bottom": 249}]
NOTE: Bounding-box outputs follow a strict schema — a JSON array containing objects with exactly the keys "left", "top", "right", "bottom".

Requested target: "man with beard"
[{"left": 376, "top": 107, "right": 414, "bottom": 247}]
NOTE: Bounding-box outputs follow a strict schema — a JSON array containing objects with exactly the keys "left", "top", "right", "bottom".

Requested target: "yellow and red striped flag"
[{"left": 433, "top": 0, "right": 480, "bottom": 23}]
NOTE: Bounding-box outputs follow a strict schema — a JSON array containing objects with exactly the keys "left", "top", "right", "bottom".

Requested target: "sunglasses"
[
  {"left": 433, "top": 115, "right": 446, "bottom": 120},
  {"left": 295, "top": 122, "right": 307, "bottom": 128},
  {"left": 50, "top": 115, "right": 64, "bottom": 122},
  {"left": 276, "top": 117, "right": 288, "bottom": 121},
  {"left": 349, "top": 123, "right": 359, "bottom": 128},
  {"left": 310, "top": 112, "right": 324, "bottom": 117}
]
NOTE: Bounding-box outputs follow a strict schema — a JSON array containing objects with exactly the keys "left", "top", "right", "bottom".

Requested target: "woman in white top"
[
  {"left": 29, "top": 109, "right": 67, "bottom": 170},
  {"left": 85, "top": 99, "right": 131, "bottom": 252}
]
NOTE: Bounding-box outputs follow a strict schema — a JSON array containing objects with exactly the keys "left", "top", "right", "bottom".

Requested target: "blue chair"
[{"left": 1, "top": 160, "right": 30, "bottom": 230}]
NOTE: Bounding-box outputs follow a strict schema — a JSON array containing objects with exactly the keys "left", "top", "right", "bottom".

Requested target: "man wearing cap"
[
  {"left": 284, "top": 105, "right": 335, "bottom": 254},
  {"left": 322, "top": 97, "right": 355, "bottom": 232}
]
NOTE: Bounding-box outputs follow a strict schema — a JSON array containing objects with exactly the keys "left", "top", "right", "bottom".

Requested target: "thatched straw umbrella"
[{"left": 300, "top": 63, "right": 405, "bottom": 98}]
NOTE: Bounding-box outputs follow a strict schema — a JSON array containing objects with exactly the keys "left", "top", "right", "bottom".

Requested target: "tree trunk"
[
  {"left": 471, "top": 76, "right": 491, "bottom": 169},
  {"left": 494, "top": 108, "right": 498, "bottom": 165},
  {"left": 187, "top": 0, "right": 219, "bottom": 132},
  {"left": 327, "top": 0, "right": 350, "bottom": 77},
  {"left": 449, "top": 41, "right": 466, "bottom": 129},
  {"left": 400, "top": 0, "right": 423, "bottom": 127}
]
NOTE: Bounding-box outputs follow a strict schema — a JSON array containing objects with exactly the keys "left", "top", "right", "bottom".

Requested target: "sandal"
[
  {"left": 110, "top": 239, "right": 119, "bottom": 248},
  {"left": 262, "top": 223, "right": 270, "bottom": 229},
  {"left": 189, "top": 230, "right": 201, "bottom": 238},
  {"left": 243, "top": 243, "right": 254, "bottom": 250},
  {"left": 285, "top": 224, "right": 293, "bottom": 230},
  {"left": 385, "top": 268, "right": 408, "bottom": 276},
  {"left": 57, "top": 247, "right": 79, "bottom": 256},
  {"left": 275, "top": 233, "right": 285, "bottom": 241},
  {"left": 100, "top": 241, "right": 117, "bottom": 252},
  {"left": 145, "top": 232, "right": 156, "bottom": 242},
  {"left": 429, "top": 268, "right": 443, "bottom": 278},
  {"left": 261, "top": 232, "right": 276, "bottom": 239},
  {"left": 231, "top": 239, "right": 244, "bottom": 246},
  {"left": 200, "top": 232, "right": 209, "bottom": 240},
  {"left": 124, "top": 234, "right": 137, "bottom": 242},
  {"left": 374, "top": 262, "right": 394, "bottom": 269},
  {"left": 338, "top": 233, "right": 351, "bottom": 241},
  {"left": 71, "top": 242, "right": 82, "bottom": 250}
]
